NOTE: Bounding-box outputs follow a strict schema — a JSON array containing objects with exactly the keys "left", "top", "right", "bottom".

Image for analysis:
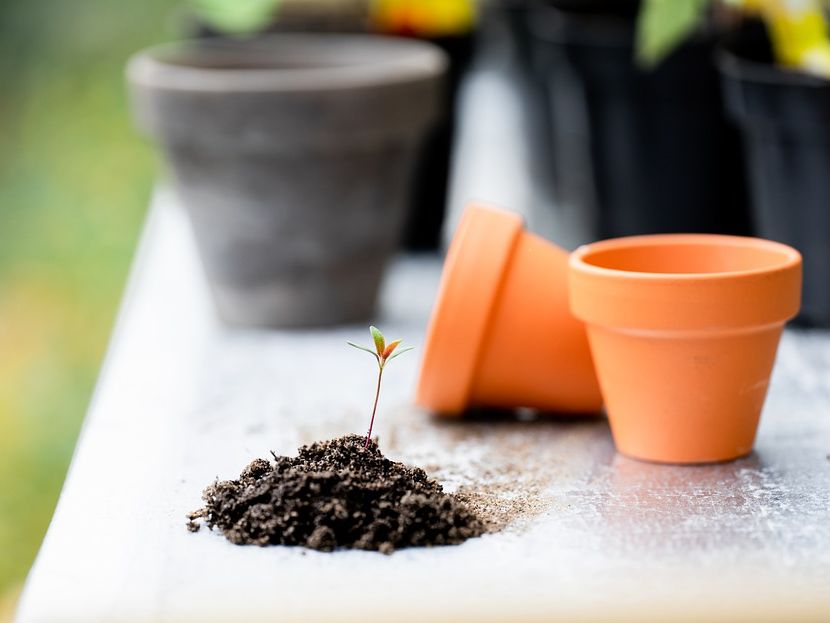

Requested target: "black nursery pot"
[
  {"left": 720, "top": 50, "right": 830, "bottom": 326},
  {"left": 401, "top": 33, "right": 474, "bottom": 250},
  {"left": 532, "top": 5, "right": 751, "bottom": 239}
]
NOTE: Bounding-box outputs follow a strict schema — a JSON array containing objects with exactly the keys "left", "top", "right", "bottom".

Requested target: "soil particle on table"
[{"left": 187, "top": 434, "right": 488, "bottom": 554}]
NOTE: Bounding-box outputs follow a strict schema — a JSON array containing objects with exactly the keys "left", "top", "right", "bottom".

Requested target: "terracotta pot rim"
[
  {"left": 570, "top": 233, "right": 802, "bottom": 330},
  {"left": 571, "top": 233, "right": 801, "bottom": 282},
  {"left": 416, "top": 205, "right": 523, "bottom": 414}
]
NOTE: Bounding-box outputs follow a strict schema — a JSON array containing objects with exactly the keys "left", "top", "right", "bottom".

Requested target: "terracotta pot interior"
[{"left": 581, "top": 239, "right": 796, "bottom": 275}]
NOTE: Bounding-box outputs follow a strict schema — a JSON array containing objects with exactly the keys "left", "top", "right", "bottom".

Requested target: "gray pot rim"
[{"left": 127, "top": 34, "right": 448, "bottom": 94}]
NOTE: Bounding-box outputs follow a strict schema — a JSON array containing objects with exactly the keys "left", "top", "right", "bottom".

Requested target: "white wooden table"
[
  {"left": 15, "top": 191, "right": 830, "bottom": 623},
  {"left": 16, "top": 42, "right": 830, "bottom": 622}
]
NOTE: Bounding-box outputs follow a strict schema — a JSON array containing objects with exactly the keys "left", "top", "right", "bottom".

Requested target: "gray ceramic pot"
[{"left": 128, "top": 35, "right": 446, "bottom": 327}]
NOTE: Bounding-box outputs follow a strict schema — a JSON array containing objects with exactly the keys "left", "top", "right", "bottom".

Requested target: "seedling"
[{"left": 348, "top": 326, "right": 414, "bottom": 448}]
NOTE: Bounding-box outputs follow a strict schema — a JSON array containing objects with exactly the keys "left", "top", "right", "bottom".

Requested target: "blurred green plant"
[
  {"left": 636, "top": 0, "right": 710, "bottom": 66},
  {"left": 636, "top": 0, "right": 830, "bottom": 78},
  {"left": 188, "top": 0, "right": 282, "bottom": 34},
  {"left": 188, "top": 0, "right": 477, "bottom": 38},
  {"left": 0, "top": 0, "right": 178, "bottom": 614}
]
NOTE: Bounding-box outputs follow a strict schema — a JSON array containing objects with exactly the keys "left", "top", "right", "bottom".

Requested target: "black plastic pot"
[
  {"left": 719, "top": 30, "right": 830, "bottom": 326},
  {"left": 531, "top": 5, "right": 751, "bottom": 239},
  {"left": 495, "top": 0, "right": 537, "bottom": 70},
  {"left": 481, "top": 0, "right": 561, "bottom": 213},
  {"left": 401, "top": 33, "right": 474, "bottom": 250}
]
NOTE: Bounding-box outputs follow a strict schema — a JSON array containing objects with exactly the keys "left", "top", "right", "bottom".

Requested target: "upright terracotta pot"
[
  {"left": 128, "top": 35, "right": 445, "bottom": 328},
  {"left": 569, "top": 234, "right": 802, "bottom": 464},
  {"left": 416, "top": 204, "right": 602, "bottom": 415}
]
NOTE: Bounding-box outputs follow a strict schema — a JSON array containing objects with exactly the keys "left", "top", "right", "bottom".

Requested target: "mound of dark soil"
[{"left": 187, "top": 434, "right": 486, "bottom": 554}]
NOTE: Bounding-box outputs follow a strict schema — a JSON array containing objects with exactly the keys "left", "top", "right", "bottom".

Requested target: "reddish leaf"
[{"left": 382, "top": 339, "right": 402, "bottom": 360}]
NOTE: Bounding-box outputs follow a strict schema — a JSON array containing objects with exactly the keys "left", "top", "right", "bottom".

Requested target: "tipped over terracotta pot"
[
  {"left": 569, "top": 234, "right": 802, "bottom": 464},
  {"left": 416, "top": 204, "right": 603, "bottom": 416}
]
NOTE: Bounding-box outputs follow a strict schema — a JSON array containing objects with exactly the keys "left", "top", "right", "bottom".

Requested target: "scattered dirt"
[
  {"left": 187, "top": 434, "right": 489, "bottom": 554},
  {"left": 455, "top": 482, "right": 549, "bottom": 532}
]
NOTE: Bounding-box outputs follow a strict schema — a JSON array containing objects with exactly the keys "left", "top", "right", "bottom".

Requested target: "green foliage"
[
  {"left": 388, "top": 345, "right": 414, "bottom": 360},
  {"left": 346, "top": 341, "right": 378, "bottom": 358},
  {"left": 0, "top": 0, "right": 178, "bottom": 607},
  {"left": 370, "top": 325, "right": 385, "bottom": 356},
  {"left": 349, "top": 326, "right": 411, "bottom": 370},
  {"left": 636, "top": 0, "right": 713, "bottom": 67},
  {"left": 188, "top": 0, "right": 282, "bottom": 35},
  {"left": 348, "top": 327, "right": 413, "bottom": 448}
]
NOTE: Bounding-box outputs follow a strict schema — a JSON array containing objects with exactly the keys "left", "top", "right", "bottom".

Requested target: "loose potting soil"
[{"left": 187, "top": 434, "right": 487, "bottom": 554}]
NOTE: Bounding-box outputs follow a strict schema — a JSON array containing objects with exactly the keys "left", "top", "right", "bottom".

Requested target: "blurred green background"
[{"left": 0, "top": 0, "right": 177, "bottom": 616}]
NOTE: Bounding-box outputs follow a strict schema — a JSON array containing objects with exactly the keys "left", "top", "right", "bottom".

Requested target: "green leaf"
[
  {"left": 387, "top": 346, "right": 414, "bottom": 361},
  {"left": 347, "top": 342, "right": 380, "bottom": 361},
  {"left": 369, "top": 326, "right": 385, "bottom": 356},
  {"left": 636, "top": 0, "right": 712, "bottom": 68},
  {"left": 189, "top": 0, "right": 282, "bottom": 35}
]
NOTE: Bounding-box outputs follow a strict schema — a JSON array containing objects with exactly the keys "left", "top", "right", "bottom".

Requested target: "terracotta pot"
[
  {"left": 416, "top": 204, "right": 602, "bottom": 415},
  {"left": 569, "top": 234, "right": 801, "bottom": 464},
  {"left": 128, "top": 35, "right": 445, "bottom": 327}
]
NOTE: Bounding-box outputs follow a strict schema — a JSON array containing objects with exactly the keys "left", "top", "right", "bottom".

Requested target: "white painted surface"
[
  {"left": 15, "top": 190, "right": 830, "bottom": 623},
  {"left": 14, "top": 36, "right": 830, "bottom": 622}
]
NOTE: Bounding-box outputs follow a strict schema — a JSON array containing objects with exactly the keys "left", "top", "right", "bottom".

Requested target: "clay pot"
[
  {"left": 128, "top": 35, "right": 445, "bottom": 327},
  {"left": 416, "top": 204, "right": 602, "bottom": 415},
  {"left": 569, "top": 234, "right": 801, "bottom": 464}
]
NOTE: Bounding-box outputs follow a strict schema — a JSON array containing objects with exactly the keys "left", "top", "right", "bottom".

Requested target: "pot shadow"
[
  {"left": 429, "top": 405, "right": 607, "bottom": 427},
  {"left": 391, "top": 405, "right": 613, "bottom": 480},
  {"left": 413, "top": 406, "right": 614, "bottom": 460}
]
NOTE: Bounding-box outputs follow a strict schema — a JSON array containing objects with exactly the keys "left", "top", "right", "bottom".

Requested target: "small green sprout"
[{"left": 348, "top": 326, "right": 414, "bottom": 448}]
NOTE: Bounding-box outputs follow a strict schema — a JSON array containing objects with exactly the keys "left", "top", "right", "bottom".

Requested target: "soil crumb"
[{"left": 187, "top": 435, "right": 488, "bottom": 554}]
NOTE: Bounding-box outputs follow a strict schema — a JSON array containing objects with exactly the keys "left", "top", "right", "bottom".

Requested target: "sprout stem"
[{"left": 366, "top": 365, "right": 384, "bottom": 448}]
